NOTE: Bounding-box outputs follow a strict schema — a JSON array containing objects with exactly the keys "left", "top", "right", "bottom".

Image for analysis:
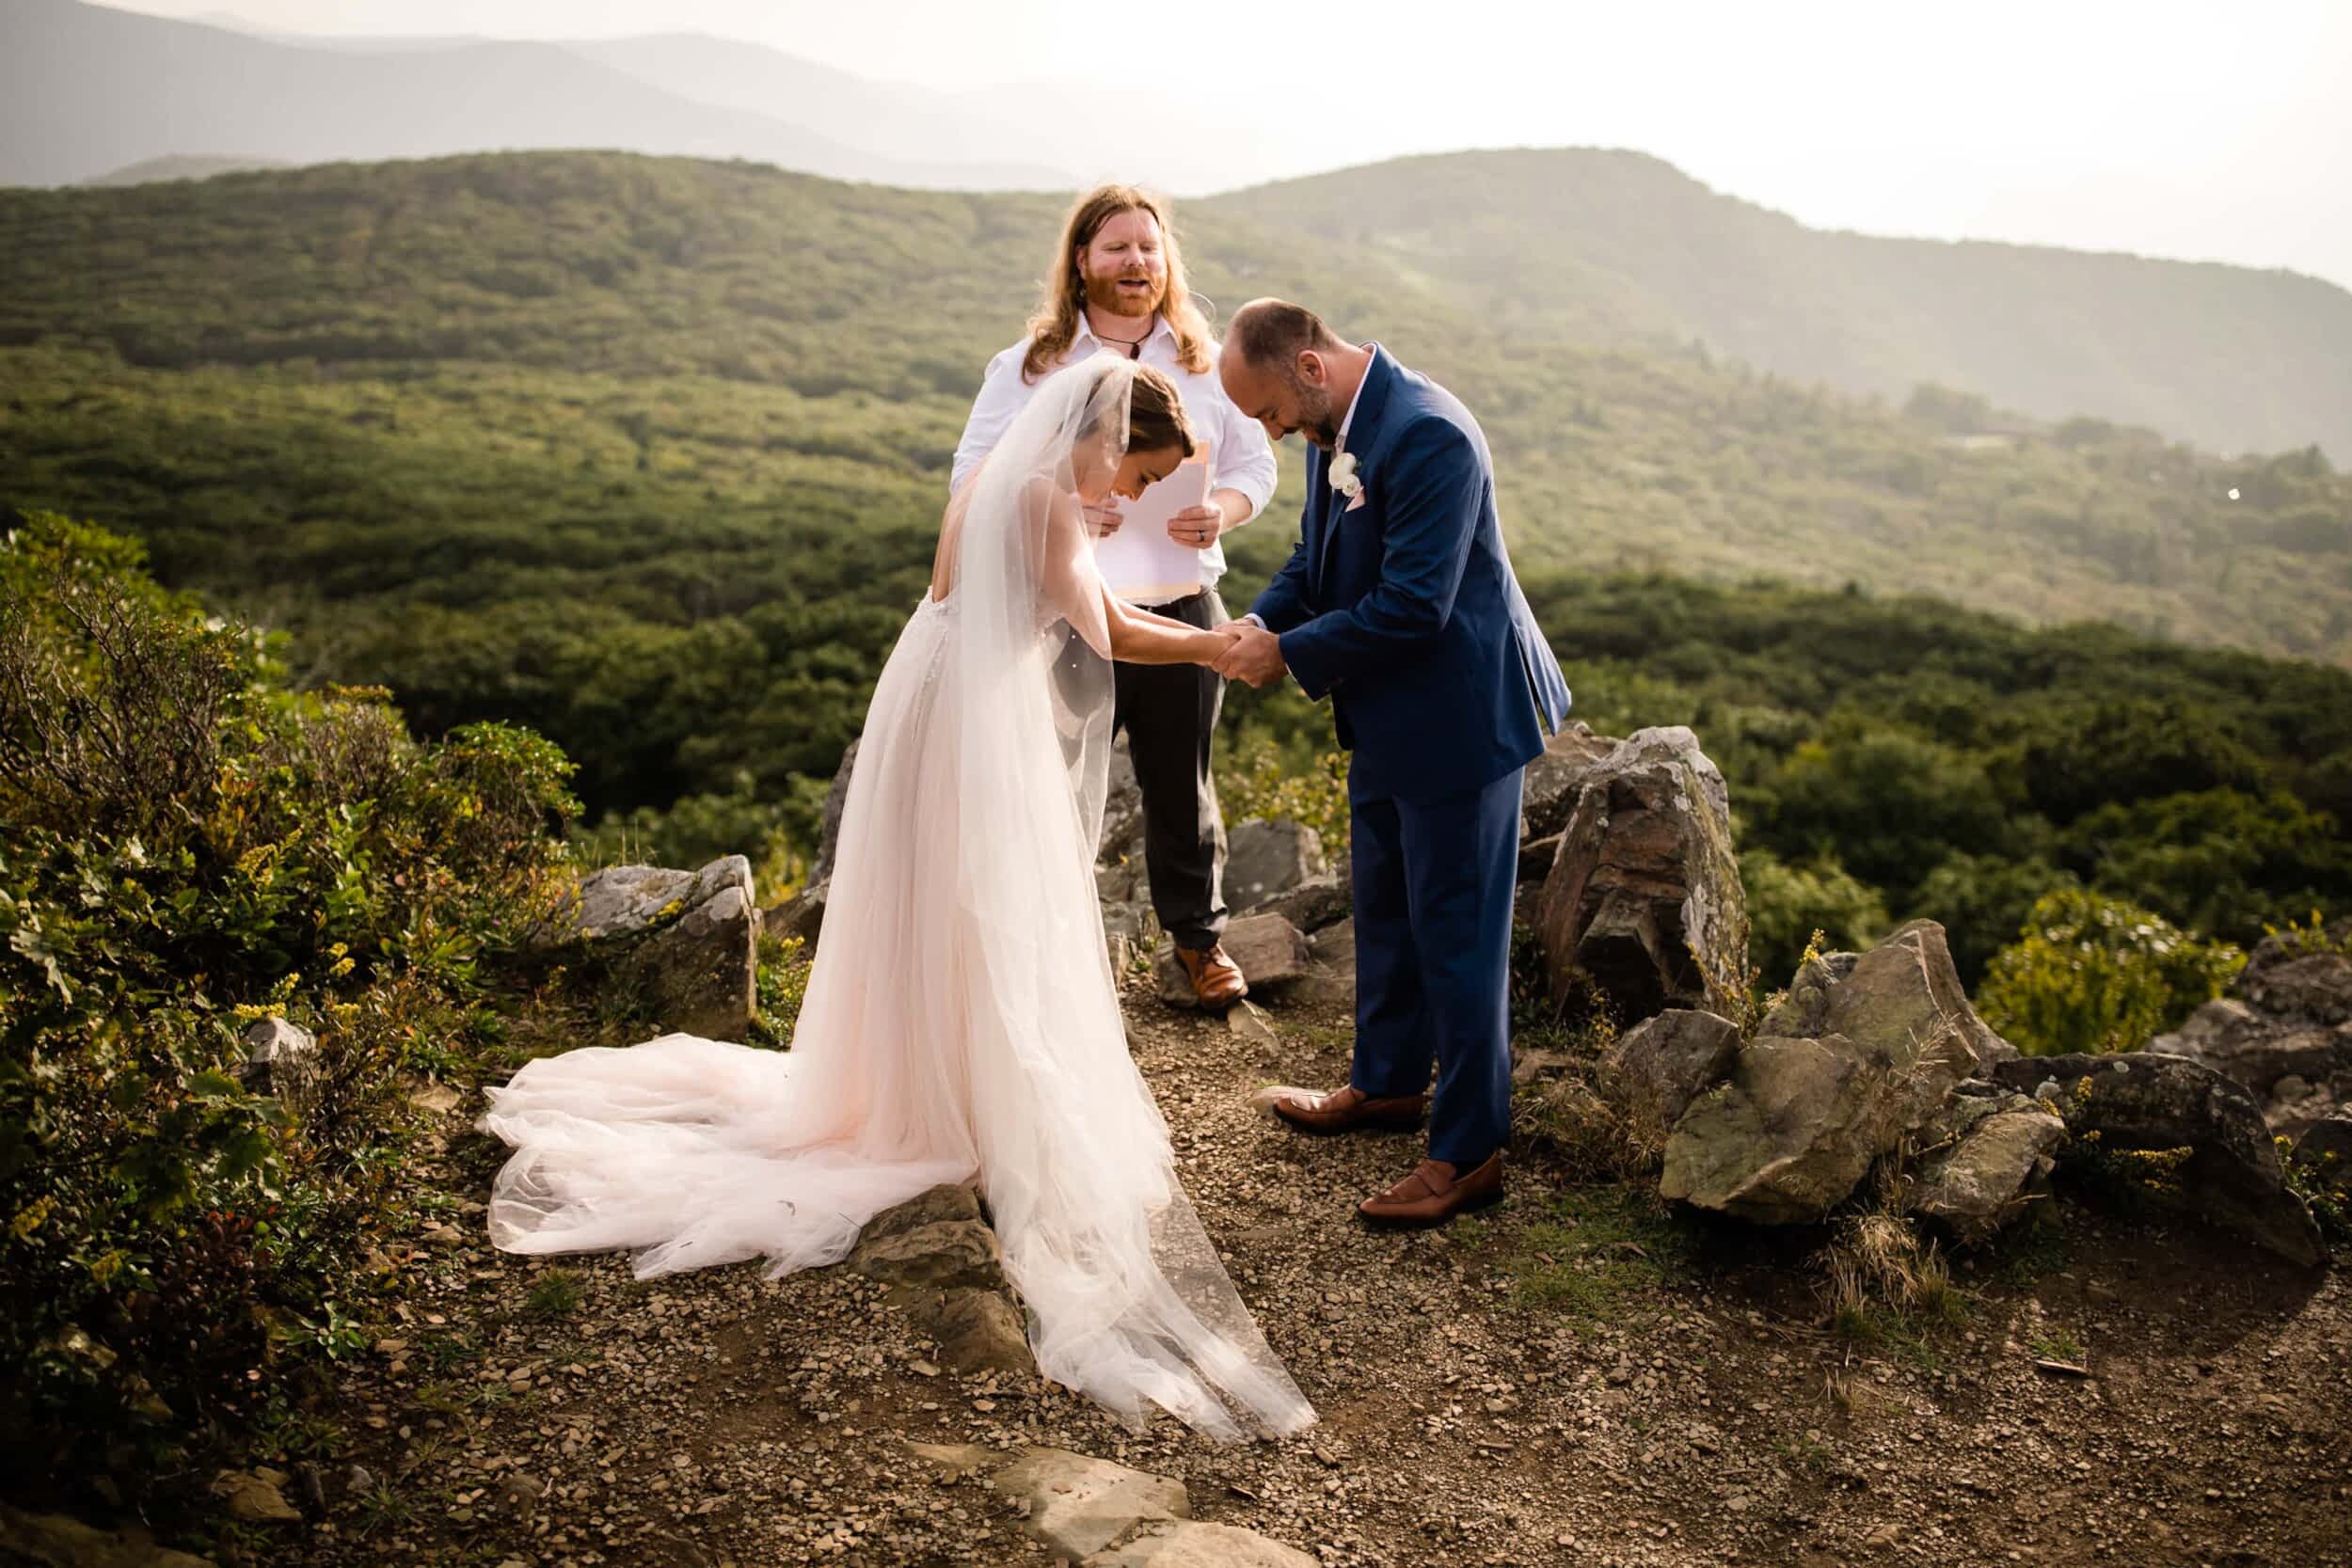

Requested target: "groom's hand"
[{"left": 1213, "top": 623, "right": 1287, "bottom": 689}]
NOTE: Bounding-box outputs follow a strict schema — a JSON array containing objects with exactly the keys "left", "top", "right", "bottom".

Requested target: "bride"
[{"left": 480, "top": 356, "right": 1315, "bottom": 1441}]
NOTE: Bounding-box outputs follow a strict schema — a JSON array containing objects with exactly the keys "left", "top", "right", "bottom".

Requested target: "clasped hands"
[{"left": 1208, "top": 619, "right": 1286, "bottom": 689}]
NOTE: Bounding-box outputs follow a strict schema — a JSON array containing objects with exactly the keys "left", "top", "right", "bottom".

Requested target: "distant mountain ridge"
[
  {"left": 0, "top": 0, "right": 1068, "bottom": 191},
  {"left": 4, "top": 149, "right": 2347, "bottom": 672},
  {"left": 1216, "top": 149, "right": 2352, "bottom": 462},
  {"left": 10, "top": 6, "right": 2351, "bottom": 457}
]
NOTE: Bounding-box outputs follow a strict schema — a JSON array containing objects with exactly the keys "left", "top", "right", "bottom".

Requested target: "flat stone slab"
[{"left": 1085, "top": 1518, "right": 1321, "bottom": 1567}]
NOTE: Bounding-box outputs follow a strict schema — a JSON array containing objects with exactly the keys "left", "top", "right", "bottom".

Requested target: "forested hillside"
[{"left": 4, "top": 150, "right": 2350, "bottom": 974}]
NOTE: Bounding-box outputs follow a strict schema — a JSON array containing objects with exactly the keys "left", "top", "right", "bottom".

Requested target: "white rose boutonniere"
[{"left": 1327, "top": 451, "right": 1362, "bottom": 500}]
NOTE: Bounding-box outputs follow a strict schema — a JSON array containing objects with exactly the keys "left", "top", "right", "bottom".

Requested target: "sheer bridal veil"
[
  {"left": 947, "top": 356, "right": 1314, "bottom": 1439},
  {"left": 484, "top": 355, "right": 1313, "bottom": 1442}
]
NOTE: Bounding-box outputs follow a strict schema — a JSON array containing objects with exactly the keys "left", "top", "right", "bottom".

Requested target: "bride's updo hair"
[{"left": 1123, "top": 364, "right": 1197, "bottom": 459}]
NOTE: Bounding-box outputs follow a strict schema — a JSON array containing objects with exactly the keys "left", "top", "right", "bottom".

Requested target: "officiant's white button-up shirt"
[{"left": 950, "top": 314, "right": 1278, "bottom": 597}]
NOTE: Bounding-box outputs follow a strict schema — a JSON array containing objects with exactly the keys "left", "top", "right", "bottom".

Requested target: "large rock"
[
  {"left": 2293, "top": 1111, "right": 2352, "bottom": 1196},
  {"left": 904, "top": 1443, "right": 1315, "bottom": 1567},
  {"left": 0, "top": 1504, "right": 219, "bottom": 1568},
  {"left": 1602, "top": 1009, "right": 1741, "bottom": 1139},
  {"left": 910, "top": 1284, "right": 1033, "bottom": 1374},
  {"left": 1086, "top": 1520, "right": 1320, "bottom": 1568},
  {"left": 2240, "top": 923, "right": 2352, "bottom": 1025},
  {"left": 1154, "top": 914, "right": 1311, "bottom": 1009},
  {"left": 556, "top": 856, "right": 761, "bottom": 1039},
  {"left": 1248, "top": 873, "right": 1352, "bottom": 936},
  {"left": 809, "top": 738, "right": 861, "bottom": 885},
  {"left": 1661, "top": 1033, "right": 1905, "bottom": 1222},
  {"left": 1993, "top": 1052, "right": 2327, "bottom": 1267},
  {"left": 1762, "top": 921, "right": 1989, "bottom": 1128},
  {"left": 765, "top": 740, "right": 862, "bottom": 951},
  {"left": 2147, "top": 926, "right": 2352, "bottom": 1135},
  {"left": 1225, "top": 820, "right": 1328, "bottom": 911},
  {"left": 1100, "top": 740, "right": 1146, "bottom": 867},
  {"left": 238, "top": 1017, "right": 318, "bottom": 1105},
  {"left": 1519, "top": 721, "right": 1621, "bottom": 844},
  {"left": 849, "top": 1184, "right": 1008, "bottom": 1293},
  {"left": 1292, "top": 918, "right": 1358, "bottom": 1010},
  {"left": 1909, "top": 1091, "right": 2068, "bottom": 1243},
  {"left": 1535, "top": 726, "right": 1749, "bottom": 1023},
  {"left": 987, "top": 1449, "right": 1192, "bottom": 1560},
  {"left": 851, "top": 1185, "right": 1036, "bottom": 1376},
  {"left": 1661, "top": 922, "right": 1993, "bottom": 1225}
]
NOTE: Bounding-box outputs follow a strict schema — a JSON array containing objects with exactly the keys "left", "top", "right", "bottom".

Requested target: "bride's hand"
[{"left": 1199, "top": 620, "right": 1245, "bottom": 666}]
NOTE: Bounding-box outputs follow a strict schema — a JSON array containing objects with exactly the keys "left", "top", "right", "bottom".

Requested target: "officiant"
[{"left": 952, "top": 183, "right": 1276, "bottom": 1009}]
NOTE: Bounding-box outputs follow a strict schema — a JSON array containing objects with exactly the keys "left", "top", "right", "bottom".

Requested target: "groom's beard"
[{"left": 1084, "top": 268, "right": 1164, "bottom": 319}]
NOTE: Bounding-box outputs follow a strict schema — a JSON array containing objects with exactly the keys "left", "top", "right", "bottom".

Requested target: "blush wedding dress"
[{"left": 479, "top": 359, "right": 1314, "bottom": 1441}]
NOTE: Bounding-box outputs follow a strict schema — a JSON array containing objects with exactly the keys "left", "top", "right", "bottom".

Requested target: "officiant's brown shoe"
[
  {"left": 1176, "top": 942, "right": 1248, "bottom": 1008},
  {"left": 1359, "top": 1152, "right": 1504, "bottom": 1228},
  {"left": 1272, "top": 1084, "right": 1428, "bottom": 1136}
]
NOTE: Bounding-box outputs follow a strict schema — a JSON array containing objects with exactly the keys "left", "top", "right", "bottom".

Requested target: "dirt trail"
[{"left": 269, "top": 979, "right": 2352, "bottom": 1568}]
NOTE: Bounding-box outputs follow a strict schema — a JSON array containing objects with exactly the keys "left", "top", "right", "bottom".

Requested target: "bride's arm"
[
  {"left": 1036, "top": 483, "right": 1232, "bottom": 666},
  {"left": 1102, "top": 593, "right": 1236, "bottom": 666}
]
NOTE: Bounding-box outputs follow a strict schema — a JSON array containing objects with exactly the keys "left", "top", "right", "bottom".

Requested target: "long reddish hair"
[{"left": 1022, "top": 184, "right": 1214, "bottom": 384}]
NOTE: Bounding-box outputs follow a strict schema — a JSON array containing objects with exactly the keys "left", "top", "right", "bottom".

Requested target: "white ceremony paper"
[{"left": 1093, "top": 442, "right": 1214, "bottom": 604}]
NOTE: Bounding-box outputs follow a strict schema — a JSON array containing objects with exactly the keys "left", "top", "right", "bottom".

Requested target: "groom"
[{"left": 1216, "top": 300, "right": 1572, "bottom": 1227}]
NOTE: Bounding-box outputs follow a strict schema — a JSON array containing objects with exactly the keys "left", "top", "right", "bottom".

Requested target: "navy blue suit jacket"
[{"left": 1249, "top": 348, "right": 1572, "bottom": 803}]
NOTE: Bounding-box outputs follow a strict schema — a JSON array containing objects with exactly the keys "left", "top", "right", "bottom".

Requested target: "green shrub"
[
  {"left": 0, "top": 514, "right": 578, "bottom": 1507},
  {"left": 1976, "top": 888, "right": 2245, "bottom": 1056},
  {"left": 1740, "top": 847, "right": 1888, "bottom": 984},
  {"left": 1215, "top": 736, "right": 1352, "bottom": 854}
]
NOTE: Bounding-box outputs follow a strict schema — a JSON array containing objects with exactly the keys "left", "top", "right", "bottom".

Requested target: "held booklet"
[{"left": 1093, "top": 443, "right": 1214, "bottom": 604}]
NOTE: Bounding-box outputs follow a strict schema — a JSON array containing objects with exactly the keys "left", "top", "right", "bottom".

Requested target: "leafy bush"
[
  {"left": 0, "top": 514, "right": 578, "bottom": 1506},
  {"left": 1216, "top": 736, "right": 1352, "bottom": 854},
  {"left": 1976, "top": 888, "right": 2245, "bottom": 1056},
  {"left": 1740, "top": 847, "right": 1888, "bottom": 984}
]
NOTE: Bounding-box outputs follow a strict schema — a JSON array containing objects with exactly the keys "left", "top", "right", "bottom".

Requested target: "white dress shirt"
[{"left": 951, "top": 313, "right": 1278, "bottom": 597}]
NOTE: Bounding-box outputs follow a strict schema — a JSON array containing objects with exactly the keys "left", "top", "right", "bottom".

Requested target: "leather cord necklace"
[{"left": 1093, "top": 320, "right": 1152, "bottom": 359}]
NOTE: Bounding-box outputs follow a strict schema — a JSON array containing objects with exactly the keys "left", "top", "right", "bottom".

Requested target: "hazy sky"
[{"left": 118, "top": 0, "right": 2352, "bottom": 287}]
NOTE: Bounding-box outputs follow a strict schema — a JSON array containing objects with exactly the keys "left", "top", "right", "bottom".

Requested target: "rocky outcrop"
[
  {"left": 1519, "top": 721, "right": 1620, "bottom": 845},
  {"left": 1993, "top": 1052, "right": 2327, "bottom": 1267},
  {"left": 1908, "top": 1090, "right": 2068, "bottom": 1243},
  {"left": 1248, "top": 873, "right": 1351, "bottom": 936},
  {"left": 1661, "top": 1031, "right": 1906, "bottom": 1223},
  {"left": 761, "top": 742, "right": 861, "bottom": 948},
  {"left": 2294, "top": 1111, "right": 2352, "bottom": 1196},
  {"left": 552, "top": 855, "right": 760, "bottom": 1040},
  {"left": 2148, "top": 925, "right": 2352, "bottom": 1136},
  {"left": 906, "top": 1441, "right": 1314, "bottom": 1566},
  {"left": 1153, "top": 914, "right": 1312, "bottom": 1010},
  {"left": 1535, "top": 726, "right": 1750, "bottom": 1023},
  {"left": 1601, "top": 1009, "right": 1741, "bottom": 1139},
  {"left": 850, "top": 1184, "right": 1034, "bottom": 1375},
  {"left": 0, "top": 1504, "right": 219, "bottom": 1568},
  {"left": 238, "top": 1016, "right": 318, "bottom": 1106},
  {"left": 1661, "top": 922, "right": 1990, "bottom": 1224},
  {"left": 1225, "top": 819, "right": 1327, "bottom": 912}
]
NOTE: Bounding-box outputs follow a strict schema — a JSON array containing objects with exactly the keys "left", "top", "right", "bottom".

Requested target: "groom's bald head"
[
  {"left": 1221, "top": 298, "right": 1364, "bottom": 451},
  {"left": 1226, "top": 299, "right": 1345, "bottom": 372}
]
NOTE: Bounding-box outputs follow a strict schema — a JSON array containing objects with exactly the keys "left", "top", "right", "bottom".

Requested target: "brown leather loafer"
[
  {"left": 1272, "top": 1084, "right": 1428, "bottom": 1135},
  {"left": 1176, "top": 942, "right": 1248, "bottom": 1008},
  {"left": 1358, "top": 1151, "right": 1504, "bottom": 1227}
]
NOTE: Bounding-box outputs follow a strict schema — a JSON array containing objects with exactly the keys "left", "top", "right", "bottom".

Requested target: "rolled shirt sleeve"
[
  {"left": 951, "top": 343, "right": 1031, "bottom": 495},
  {"left": 1203, "top": 347, "right": 1277, "bottom": 523}
]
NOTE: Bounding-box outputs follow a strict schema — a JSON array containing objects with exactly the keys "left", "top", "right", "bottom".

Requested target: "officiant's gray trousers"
[{"left": 1113, "top": 589, "right": 1230, "bottom": 954}]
